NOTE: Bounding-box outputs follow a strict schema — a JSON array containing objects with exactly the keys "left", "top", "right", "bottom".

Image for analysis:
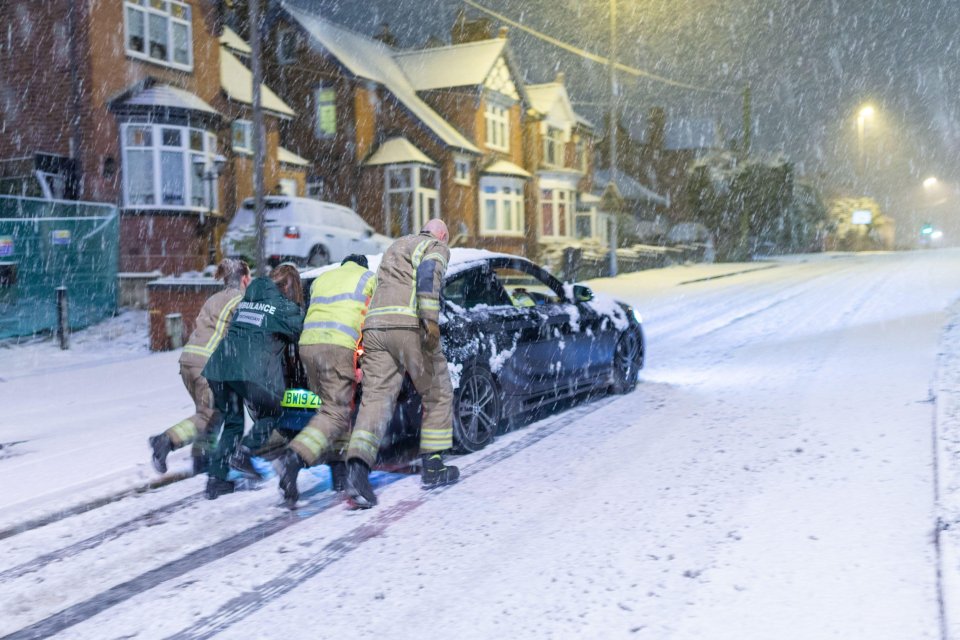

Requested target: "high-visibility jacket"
[
  {"left": 299, "top": 261, "right": 377, "bottom": 350},
  {"left": 364, "top": 232, "right": 449, "bottom": 330},
  {"left": 180, "top": 286, "right": 243, "bottom": 366}
]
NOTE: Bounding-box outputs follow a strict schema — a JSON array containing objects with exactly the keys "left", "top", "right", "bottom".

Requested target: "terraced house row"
[{"left": 0, "top": 0, "right": 639, "bottom": 274}]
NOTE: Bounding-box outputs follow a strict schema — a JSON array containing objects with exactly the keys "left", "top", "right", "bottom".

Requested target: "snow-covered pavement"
[{"left": 3, "top": 250, "right": 960, "bottom": 638}]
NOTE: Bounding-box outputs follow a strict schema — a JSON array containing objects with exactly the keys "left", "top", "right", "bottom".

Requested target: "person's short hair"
[
  {"left": 214, "top": 258, "right": 250, "bottom": 288},
  {"left": 341, "top": 254, "right": 369, "bottom": 269},
  {"left": 270, "top": 264, "right": 304, "bottom": 306}
]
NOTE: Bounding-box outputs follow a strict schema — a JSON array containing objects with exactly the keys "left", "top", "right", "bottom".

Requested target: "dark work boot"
[
  {"left": 329, "top": 460, "right": 347, "bottom": 493},
  {"left": 149, "top": 434, "right": 173, "bottom": 474},
  {"left": 421, "top": 453, "right": 459, "bottom": 488},
  {"left": 275, "top": 449, "right": 304, "bottom": 509},
  {"left": 346, "top": 459, "right": 377, "bottom": 509},
  {"left": 205, "top": 476, "right": 235, "bottom": 500},
  {"left": 191, "top": 452, "right": 210, "bottom": 475},
  {"left": 228, "top": 445, "right": 263, "bottom": 479}
]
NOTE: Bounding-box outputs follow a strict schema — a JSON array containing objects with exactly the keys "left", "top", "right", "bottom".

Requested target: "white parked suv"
[{"left": 221, "top": 196, "right": 392, "bottom": 267}]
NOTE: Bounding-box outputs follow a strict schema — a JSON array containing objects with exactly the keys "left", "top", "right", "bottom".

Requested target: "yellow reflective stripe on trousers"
[
  {"left": 349, "top": 429, "right": 380, "bottom": 462},
  {"left": 420, "top": 426, "right": 452, "bottom": 450},
  {"left": 182, "top": 344, "right": 213, "bottom": 357},
  {"left": 293, "top": 427, "right": 330, "bottom": 460},
  {"left": 167, "top": 419, "right": 198, "bottom": 446}
]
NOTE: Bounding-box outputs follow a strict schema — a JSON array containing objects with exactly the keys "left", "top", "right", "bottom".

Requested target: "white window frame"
[
  {"left": 484, "top": 99, "right": 510, "bottom": 152},
  {"left": 231, "top": 119, "right": 252, "bottom": 154},
  {"left": 121, "top": 122, "right": 218, "bottom": 211},
  {"left": 543, "top": 126, "right": 564, "bottom": 168},
  {"left": 123, "top": 0, "right": 193, "bottom": 71},
  {"left": 453, "top": 154, "right": 472, "bottom": 186},
  {"left": 539, "top": 187, "right": 574, "bottom": 239},
  {"left": 315, "top": 83, "right": 337, "bottom": 139},
  {"left": 384, "top": 164, "right": 440, "bottom": 236},
  {"left": 479, "top": 176, "right": 524, "bottom": 237}
]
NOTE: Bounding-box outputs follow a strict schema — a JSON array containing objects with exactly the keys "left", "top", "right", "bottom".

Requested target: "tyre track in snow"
[
  {"left": 165, "top": 395, "right": 619, "bottom": 640},
  {"left": 0, "top": 397, "right": 615, "bottom": 640}
]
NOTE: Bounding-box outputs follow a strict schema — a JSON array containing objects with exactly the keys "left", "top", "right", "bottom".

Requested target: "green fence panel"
[{"left": 0, "top": 196, "right": 119, "bottom": 339}]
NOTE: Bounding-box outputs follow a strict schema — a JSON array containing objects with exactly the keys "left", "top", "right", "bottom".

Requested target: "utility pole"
[
  {"left": 250, "top": 0, "right": 267, "bottom": 274},
  {"left": 607, "top": 0, "right": 618, "bottom": 277},
  {"left": 741, "top": 84, "right": 752, "bottom": 159}
]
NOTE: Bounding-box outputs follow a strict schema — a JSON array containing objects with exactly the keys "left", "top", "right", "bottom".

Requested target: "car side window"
[
  {"left": 442, "top": 268, "right": 512, "bottom": 310},
  {"left": 492, "top": 266, "right": 562, "bottom": 307}
]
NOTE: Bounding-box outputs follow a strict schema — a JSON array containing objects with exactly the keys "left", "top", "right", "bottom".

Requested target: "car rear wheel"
[
  {"left": 610, "top": 329, "right": 643, "bottom": 394},
  {"left": 307, "top": 245, "right": 330, "bottom": 267},
  {"left": 453, "top": 367, "right": 501, "bottom": 452}
]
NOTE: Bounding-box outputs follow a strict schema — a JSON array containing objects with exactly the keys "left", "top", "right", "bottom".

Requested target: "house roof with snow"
[
  {"left": 393, "top": 38, "right": 505, "bottom": 91},
  {"left": 280, "top": 0, "right": 479, "bottom": 154},
  {"left": 219, "top": 26, "right": 252, "bottom": 55},
  {"left": 482, "top": 158, "right": 531, "bottom": 178},
  {"left": 220, "top": 47, "right": 295, "bottom": 118},
  {"left": 594, "top": 168, "right": 668, "bottom": 206},
  {"left": 364, "top": 137, "right": 436, "bottom": 166}
]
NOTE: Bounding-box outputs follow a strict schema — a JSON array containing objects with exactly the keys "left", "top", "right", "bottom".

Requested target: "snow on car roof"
[{"left": 300, "top": 247, "right": 517, "bottom": 280}]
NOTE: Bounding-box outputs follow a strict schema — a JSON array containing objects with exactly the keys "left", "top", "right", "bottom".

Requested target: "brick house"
[
  {"left": 0, "top": 1, "right": 303, "bottom": 274},
  {"left": 523, "top": 74, "right": 601, "bottom": 254},
  {"left": 257, "top": 0, "right": 542, "bottom": 256}
]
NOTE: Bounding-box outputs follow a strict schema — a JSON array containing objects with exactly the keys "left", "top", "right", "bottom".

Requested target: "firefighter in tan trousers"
[
  {"left": 273, "top": 254, "right": 376, "bottom": 508},
  {"left": 345, "top": 218, "right": 459, "bottom": 508},
  {"left": 148, "top": 258, "right": 251, "bottom": 474}
]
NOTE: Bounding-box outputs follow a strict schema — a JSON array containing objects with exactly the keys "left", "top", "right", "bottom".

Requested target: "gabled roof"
[
  {"left": 220, "top": 47, "right": 295, "bottom": 118},
  {"left": 394, "top": 39, "right": 506, "bottom": 91},
  {"left": 280, "top": 0, "right": 479, "bottom": 154},
  {"left": 365, "top": 138, "right": 436, "bottom": 166},
  {"left": 526, "top": 81, "right": 587, "bottom": 129},
  {"left": 594, "top": 168, "right": 668, "bottom": 206}
]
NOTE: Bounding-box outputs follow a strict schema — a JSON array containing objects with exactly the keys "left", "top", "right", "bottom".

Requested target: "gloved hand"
[{"left": 421, "top": 319, "right": 441, "bottom": 351}]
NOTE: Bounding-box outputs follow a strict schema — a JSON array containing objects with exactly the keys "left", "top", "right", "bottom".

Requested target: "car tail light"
[{"left": 284, "top": 225, "right": 300, "bottom": 239}]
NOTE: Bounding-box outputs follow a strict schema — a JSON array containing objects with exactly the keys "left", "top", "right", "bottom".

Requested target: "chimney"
[
  {"left": 498, "top": 26, "right": 509, "bottom": 39},
  {"left": 374, "top": 23, "right": 397, "bottom": 47},
  {"left": 452, "top": 8, "right": 493, "bottom": 44},
  {"left": 555, "top": 71, "right": 565, "bottom": 85}
]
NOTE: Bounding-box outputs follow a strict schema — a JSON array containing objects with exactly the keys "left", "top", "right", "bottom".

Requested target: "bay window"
[
  {"left": 121, "top": 123, "right": 219, "bottom": 210},
  {"left": 385, "top": 165, "right": 440, "bottom": 237},
  {"left": 540, "top": 187, "right": 574, "bottom": 238},
  {"left": 124, "top": 0, "right": 192, "bottom": 70},
  {"left": 479, "top": 176, "right": 524, "bottom": 236}
]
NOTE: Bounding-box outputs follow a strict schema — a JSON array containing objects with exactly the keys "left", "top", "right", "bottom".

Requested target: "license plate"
[{"left": 281, "top": 388, "right": 322, "bottom": 409}]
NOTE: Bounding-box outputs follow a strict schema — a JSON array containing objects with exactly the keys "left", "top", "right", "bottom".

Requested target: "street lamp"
[
  {"left": 923, "top": 176, "right": 939, "bottom": 189},
  {"left": 856, "top": 105, "right": 875, "bottom": 175},
  {"left": 193, "top": 153, "right": 227, "bottom": 265}
]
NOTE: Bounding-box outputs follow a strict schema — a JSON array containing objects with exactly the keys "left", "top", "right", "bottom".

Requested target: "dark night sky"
[{"left": 301, "top": 0, "right": 960, "bottom": 224}]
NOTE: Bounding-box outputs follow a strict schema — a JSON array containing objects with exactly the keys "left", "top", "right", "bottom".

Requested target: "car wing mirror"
[{"left": 572, "top": 284, "right": 594, "bottom": 303}]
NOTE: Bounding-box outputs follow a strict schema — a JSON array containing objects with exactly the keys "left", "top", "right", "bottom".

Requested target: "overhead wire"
[{"left": 462, "top": 0, "right": 735, "bottom": 95}]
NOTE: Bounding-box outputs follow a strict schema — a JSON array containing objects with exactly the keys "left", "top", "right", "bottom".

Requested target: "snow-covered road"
[{"left": 3, "top": 250, "right": 960, "bottom": 639}]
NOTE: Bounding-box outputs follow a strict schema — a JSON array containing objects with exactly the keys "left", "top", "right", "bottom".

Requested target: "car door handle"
[{"left": 325, "top": 233, "right": 334, "bottom": 238}]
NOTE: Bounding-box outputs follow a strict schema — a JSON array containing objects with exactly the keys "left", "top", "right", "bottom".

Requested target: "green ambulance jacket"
[{"left": 203, "top": 277, "right": 304, "bottom": 393}]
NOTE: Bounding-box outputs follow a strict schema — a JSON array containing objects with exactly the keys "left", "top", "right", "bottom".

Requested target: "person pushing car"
[
  {"left": 202, "top": 264, "right": 304, "bottom": 500},
  {"left": 345, "top": 218, "right": 459, "bottom": 508},
  {"left": 274, "top": 254, "right": 377, "bottom": 508},
  {"left": 148, "top": 258, "right": 251, "bottom": 474}
]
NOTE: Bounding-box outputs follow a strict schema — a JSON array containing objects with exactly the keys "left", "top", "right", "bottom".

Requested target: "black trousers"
[{"left": 208, "top": 380, "right": 283, "bottom": 480}]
